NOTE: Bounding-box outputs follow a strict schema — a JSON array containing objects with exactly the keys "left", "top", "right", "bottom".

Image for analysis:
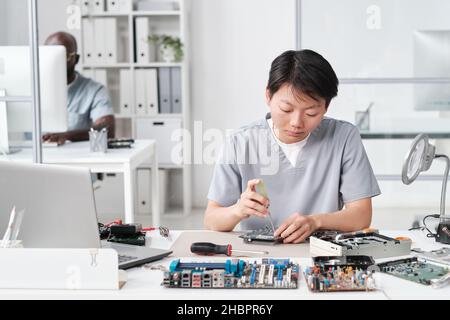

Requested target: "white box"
[
  {"left": 0, "top": 248, "right": 119, "bottom": 290},
  {"left": 135, "top": 118, "right": 182, "bottom": 165},
  {"left": 137, "top": 169, "right": 168, "bottom": 215}
]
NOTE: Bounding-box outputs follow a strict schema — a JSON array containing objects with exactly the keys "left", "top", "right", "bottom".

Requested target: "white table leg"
[
  {"left": 123, "top": 163, "right": 135, "bottom": 223},
  {"left": 151, "top": 149, "right": 160, "bottom": 226}
]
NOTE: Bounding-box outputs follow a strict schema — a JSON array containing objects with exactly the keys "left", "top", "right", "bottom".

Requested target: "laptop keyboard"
[{"left": 118, "top": 254, "right": 137, "bottom": 263}]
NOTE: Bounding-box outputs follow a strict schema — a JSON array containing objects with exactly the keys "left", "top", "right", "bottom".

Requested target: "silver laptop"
[{"left": 0, "top": 161, "right": 172, "bottom": 269}]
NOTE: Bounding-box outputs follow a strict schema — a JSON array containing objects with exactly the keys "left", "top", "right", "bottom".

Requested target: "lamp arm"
[{"left": 435, "top": 154, "right": 450, "bottom": 219}]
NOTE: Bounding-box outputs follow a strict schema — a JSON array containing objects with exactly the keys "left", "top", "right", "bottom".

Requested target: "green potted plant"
[{"left": 148, "top": 34, "right": 184, "bottom": 62}]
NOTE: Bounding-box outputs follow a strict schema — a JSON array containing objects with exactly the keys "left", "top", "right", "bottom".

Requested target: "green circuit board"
[{"left": 378, "top": 257, "right": 449, "bottom": 286}]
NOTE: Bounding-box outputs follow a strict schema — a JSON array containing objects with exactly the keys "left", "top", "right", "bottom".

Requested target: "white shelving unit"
[{"left": 78, "top": 0, "right": 191, "bottom": 217}]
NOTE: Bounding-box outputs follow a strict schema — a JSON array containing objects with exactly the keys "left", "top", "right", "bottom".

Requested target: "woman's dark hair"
[{"left": 267, "top": 50, "right": 338, "bottom": 108}]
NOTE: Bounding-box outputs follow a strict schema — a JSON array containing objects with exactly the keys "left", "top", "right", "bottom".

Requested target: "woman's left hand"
[{"left": 274, "top": 213, "right": 319, "bottom": 244}]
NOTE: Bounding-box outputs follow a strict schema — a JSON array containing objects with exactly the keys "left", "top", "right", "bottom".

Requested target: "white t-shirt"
[{"left": 267, "top": 118, "right": 309, "bottom": 166}]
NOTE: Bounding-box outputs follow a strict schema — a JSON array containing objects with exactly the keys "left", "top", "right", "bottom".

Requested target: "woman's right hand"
[{"left": 232, "top": 179, "right": 270, "bottom": 220}]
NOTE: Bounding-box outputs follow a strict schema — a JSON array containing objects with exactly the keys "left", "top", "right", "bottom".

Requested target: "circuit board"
[
  {"left": 309, "top": 231, "right": 412, "bottom": 258},
  {"left": 377, "top": 257, "right": 449, "bottom": 286},
  {"left": 240, "top": 226, "right": 283, "bottom": 244},
  {"left": 304, "top": 264, "right": 376, "bottom": 292},
  {"left": 162, "top": 258, "right": 299, "bottom": 289}
]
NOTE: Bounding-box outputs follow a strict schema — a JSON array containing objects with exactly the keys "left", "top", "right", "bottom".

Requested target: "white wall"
[
  {"left": 301, "top": 0, "right": 450, "bottom": 211},
  {"left": 189, "top": 0, "right": 297, "bottom": 207},
  {"left": 0, "top": 0, "right": 80, "bottom": 45},
  {"left": 0, "top": 0, "right": 28, "bottom": 45}
]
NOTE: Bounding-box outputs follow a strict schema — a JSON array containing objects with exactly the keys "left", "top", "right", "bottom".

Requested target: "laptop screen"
[{"left": 0, "top": 161, "right": 101, "bottom": 248}]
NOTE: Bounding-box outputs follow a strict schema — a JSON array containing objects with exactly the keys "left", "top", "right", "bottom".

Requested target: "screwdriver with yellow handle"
[
  {"left": 255, "top": 180, "right": 276, "bottom": 234},
  {"left": 191, "top": 242, "right": 268, "bottom": 256}
]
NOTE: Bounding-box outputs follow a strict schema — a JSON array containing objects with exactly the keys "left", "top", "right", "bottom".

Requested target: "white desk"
[
  {"left": 0, "top": 140, "right": 160, "bottom": 225},
  {"left": 0, "top": 229, "right": 448, "bottom": 300}
]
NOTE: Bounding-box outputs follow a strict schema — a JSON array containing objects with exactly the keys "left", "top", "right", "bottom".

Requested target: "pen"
[{"left": 2, "top": 207, "right": 16, "bottom": 248}]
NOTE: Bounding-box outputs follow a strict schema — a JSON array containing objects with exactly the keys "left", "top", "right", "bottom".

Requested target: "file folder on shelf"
[
  {"left": 135, "top": 69, "right": 147, "bottom": 115},
  {"left": 104, "top": 18, "right": 118, "bottom": 64},
  {"left": 82, "top": 18, "right": 95, "bottom": 65},
  {"left": 94, "top": 18, "right": 106, "bottom": 64},
  {"left": 106, "top": 0, "right": 119, "bottom": 12},
  {"left": 135, "top": 17, "right": 150, "bottom": 63},
  {"left": 91, "top": 0, "right": 105, "bottom": 14},
  {"left": 120, "top": 69, "right": 133, "bottom": 115},
  {"left": 171, "top": 67, "right": 182, "bottom": 114},
  {"left": 158, "top": 67, "right": 172, "bottom": 114},
  {"left": 107, "top": 0, "right": 132, "bottom": 13},
  {"left": 145, "top": 69, "right": 159, "bottom": 116},
  {"left": 81, "top": 0, "right": 92, "bottom": 15}
]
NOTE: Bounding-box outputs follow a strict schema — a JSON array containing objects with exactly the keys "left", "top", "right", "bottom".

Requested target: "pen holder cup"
[
  {"left": 355, "top": 111, "right": 370, "bottom": 131},
  {"left": 1, "top": 240, "right": 23, "bottom": 248},
  {"left": 89, "top": 130, "right": 108, "bottom": 153}
]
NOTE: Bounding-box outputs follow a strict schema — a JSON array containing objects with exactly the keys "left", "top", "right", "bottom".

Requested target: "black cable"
[{"left": 408, "top": 214, "right": 440, "bottom": 238}]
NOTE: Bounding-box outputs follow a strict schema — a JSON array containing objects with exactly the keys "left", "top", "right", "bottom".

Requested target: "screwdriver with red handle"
[{"left": 190, "top": 242, "right": 268, "bottom": 256}]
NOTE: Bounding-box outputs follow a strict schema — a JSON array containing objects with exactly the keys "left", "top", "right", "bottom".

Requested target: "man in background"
[{"left": 43, "top": 31, "right": 115, "bottom": 145}]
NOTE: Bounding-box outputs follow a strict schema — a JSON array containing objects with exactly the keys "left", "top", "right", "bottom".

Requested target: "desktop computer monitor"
[
  {"left": 0, "top": 46, "right": 68, "bottom": 151},
  {"left": 414, "top": 30, "right": 450, "bottom": 111}
]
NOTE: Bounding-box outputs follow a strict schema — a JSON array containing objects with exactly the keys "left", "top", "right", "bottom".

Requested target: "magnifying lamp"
[{"left": 402, "top": 134, "right": 450, "bottom": 244}]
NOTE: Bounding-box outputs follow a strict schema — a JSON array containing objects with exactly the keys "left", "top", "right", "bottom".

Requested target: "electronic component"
[
  {"left": 309, "top": 230, "right": 412, "bottom": 258},
  {"left": 375, "top": 257, "right": 450, "bottom": 287},
  {"left": 162, "top": 258, "right": 299, "bottom": 289},
  {"left": 240, "top": 226, "right": 283, "bottom": 244},
  {"left": 98, "top": 222, "right": 146, "bottom": 246},
  {"left": 304, "top": 263, "right": 376, "bottom": 292},
  {"left": 108, "top": 138, "right": 134, "bottom": 149},
  {"left": 312, "top": 255, "right": 375, "bottom": 270},
  {"left": 110, "top": 223, "right": 142, "bottom": 235},
  {"left": 107, "top": 233, "right": 146, "bottom": 246}
]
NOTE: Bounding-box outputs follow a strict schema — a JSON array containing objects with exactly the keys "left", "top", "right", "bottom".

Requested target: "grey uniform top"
[
  {"left": 67, "top": 72, "right": 114, "bottom": 131},
  {"left": 207, "top": 113, "right": 381, "bottom": 230}
]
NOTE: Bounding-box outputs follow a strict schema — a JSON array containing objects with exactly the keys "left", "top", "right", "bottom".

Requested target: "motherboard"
[{"left": 162, "top": 258, "right": 299, "bottom": 289}]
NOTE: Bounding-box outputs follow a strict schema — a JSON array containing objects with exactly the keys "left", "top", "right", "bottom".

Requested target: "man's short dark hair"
[{"left": 267, "top": 50, "right": 338, "bottom": 108}]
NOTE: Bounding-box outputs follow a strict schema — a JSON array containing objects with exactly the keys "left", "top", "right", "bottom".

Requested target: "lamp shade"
[{"left": 402, "top": 134, "right": 435, "bottom": 185}]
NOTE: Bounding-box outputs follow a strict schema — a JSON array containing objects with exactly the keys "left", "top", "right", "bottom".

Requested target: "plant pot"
[{"left": 160, "top": 46, "right": 176, "bottom": 63}]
